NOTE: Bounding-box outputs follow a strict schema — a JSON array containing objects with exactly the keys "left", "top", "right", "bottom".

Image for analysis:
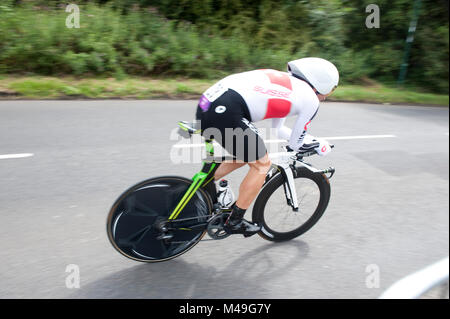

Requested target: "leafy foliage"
[{"left": 0, "top": 0, "right": 448, "bottom": 93}]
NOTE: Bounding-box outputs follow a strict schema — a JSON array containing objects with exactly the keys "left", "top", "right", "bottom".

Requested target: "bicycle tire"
[
  {"left": 252, "top": 167, "right": 331, "bottom": 242},
  {"left": 107, "top": 176, "right": 213, "bottom": 263}
]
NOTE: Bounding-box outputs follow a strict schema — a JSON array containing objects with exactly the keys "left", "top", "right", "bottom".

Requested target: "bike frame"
[
  {"left": 168, "top": 139, "right": 221, "bottom": 221},
  {"left": 168, "top": 141, "right": 327, "bottom": 222}
]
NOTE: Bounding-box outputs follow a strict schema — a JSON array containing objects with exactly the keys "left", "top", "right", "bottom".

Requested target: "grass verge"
[{"left": 0, "top": 76, "right": 448, "bottom": 106}]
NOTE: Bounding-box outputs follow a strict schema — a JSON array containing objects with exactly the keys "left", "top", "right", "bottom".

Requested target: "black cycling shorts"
[{"left": 195, "top": 89, "right": 267, "bottom": 162}]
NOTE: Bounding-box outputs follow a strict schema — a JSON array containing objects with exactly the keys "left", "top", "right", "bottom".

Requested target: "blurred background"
[{"left": 0, "top": 0, "right": 448, "bottom": 101}]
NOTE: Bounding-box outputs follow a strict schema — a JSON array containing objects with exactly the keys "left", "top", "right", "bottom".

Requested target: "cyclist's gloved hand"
[
  {"left": 298, "top": 141, "right": 320, "bottom": 154},
  {"left": 297, "top": 135, "right": 332, "bottom": 157},
  {"left": 314, "top": 138, "right": 331, "bottom": 156},
  {"left": 297, "top": 134, "right": 320, "bottom": 154}
]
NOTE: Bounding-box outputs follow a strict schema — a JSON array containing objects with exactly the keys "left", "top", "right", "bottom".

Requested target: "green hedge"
[
  {"left": 0, "top": 1, "right": 448, "bottom": 94},
  {"left": 0, "top": 3, "right": 292, "bottom": 79}
]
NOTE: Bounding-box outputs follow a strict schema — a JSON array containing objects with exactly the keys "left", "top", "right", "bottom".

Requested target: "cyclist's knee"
[{"left": 248, "top": 153, "right": 271, "bottom": 174}]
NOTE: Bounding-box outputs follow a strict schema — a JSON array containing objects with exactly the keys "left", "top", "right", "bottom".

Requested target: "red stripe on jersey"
[
  {"left": 264, "top": 99, "right": 292, "bottom": 119},
  {"left": 264, "top": 70, "right": 292, "bottom": 90}
]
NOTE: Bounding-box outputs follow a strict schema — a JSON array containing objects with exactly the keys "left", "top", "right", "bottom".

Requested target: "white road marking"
[
  {"left": 172, "top": 135, "right": 397, "bottom": 148},
  {"left": 0, "top": 153, "right": 34, "bottom": 160},
  {"left": 322, "top": 134, "right": 397, "bottom": 140}
]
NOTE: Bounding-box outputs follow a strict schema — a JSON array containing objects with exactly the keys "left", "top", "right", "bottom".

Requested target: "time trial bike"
[{"left": 106, "top": 121, "right": 335, "bottom": 263}]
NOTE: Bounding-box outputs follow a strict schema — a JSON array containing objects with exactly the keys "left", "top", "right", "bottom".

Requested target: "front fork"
[
  {"left": 274, "top": 162, "right": 336, "bottom": 212},
  {"left": 276, "top": 163, "right": 300, "bottom": 211}
]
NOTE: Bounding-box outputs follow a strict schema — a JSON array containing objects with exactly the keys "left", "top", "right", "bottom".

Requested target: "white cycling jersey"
[{"left": 205, "top": 69, "right": 320, "bottom": 151}]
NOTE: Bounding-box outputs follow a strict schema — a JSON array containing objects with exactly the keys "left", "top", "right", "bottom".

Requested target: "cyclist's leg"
[
  {"left": 220, "top": 115, "right": 270, "bottom": 234},
  {"left": 211, "top": 93, "right": 271, "bottom": 209},
  {"left": 224, "top": 116, "right": 271, "bottom": 210},
  {"left": 214, "top": 160, "right": 246, "bottom": 181},
  {"left": 235, "top": 152, "right": 271, "bottom": 209},
  {"left": 196, "top": 89, "right": 268, "bottom": 234}
]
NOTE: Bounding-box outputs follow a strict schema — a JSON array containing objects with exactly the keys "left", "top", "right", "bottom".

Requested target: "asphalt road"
[{"left": 0, "top": 100, "right": 448, "bottom": 299}]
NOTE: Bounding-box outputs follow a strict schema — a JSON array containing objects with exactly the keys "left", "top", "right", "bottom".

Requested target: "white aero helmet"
[{"left": 287, "top": 57, "right": 339, "bottom": 95}]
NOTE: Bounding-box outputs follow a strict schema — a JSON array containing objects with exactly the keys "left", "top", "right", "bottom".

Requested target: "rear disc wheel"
[{"left": 106, "top": 176, "right": 212, "bottom": 262}]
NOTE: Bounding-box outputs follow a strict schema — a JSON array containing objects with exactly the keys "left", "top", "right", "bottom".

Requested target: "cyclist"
[{"left": 195, "top": 57, "right": 339, "bottom": 236}]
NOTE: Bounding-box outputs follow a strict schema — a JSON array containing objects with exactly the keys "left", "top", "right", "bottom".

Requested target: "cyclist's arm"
[
  {"left": 288, "top": 103, "right": 319, "bottom": 151},
  {"left": 271, "top": 117, "right": 291, "bottom": 141}
]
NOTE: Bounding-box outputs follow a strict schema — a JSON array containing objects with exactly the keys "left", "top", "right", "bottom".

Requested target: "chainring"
[{"left": 207, "top": 213, "right": 231, "bottom": 240}]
